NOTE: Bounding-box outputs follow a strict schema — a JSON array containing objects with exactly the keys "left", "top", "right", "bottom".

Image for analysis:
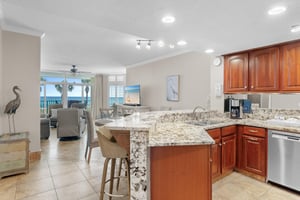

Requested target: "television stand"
[{"left": 116, "top": 104, "right": 150, "bottom": 116}]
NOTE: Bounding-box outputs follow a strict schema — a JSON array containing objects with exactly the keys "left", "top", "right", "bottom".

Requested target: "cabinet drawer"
[
  {"left": 243, "top": 126, "right": 266, "bottom": 137},
  {"left": 0, "top": 141, "right": 26, "bottom": 153},
  {"left": 221, "top": 126, "right": 236, "bottom": 137},
  {"left": 207, "top": 128, "right": 221, "bottom": 140},
  {"left": 0, "top": 160, "right": 26, "bottom": 172}
]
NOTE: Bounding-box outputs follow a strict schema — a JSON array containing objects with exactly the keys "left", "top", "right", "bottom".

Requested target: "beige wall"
[
  {"left": 0, "top": 29, "right": 3, "bottom": 133},
  {"left": 126, "top": 52, "right": 212, "bottom": 110},
  {"left": 210, "top": 57, "right": 224, "bottom": 112},
  {"left": 1, "top": 31, "right": 41, "bottom": 152}
]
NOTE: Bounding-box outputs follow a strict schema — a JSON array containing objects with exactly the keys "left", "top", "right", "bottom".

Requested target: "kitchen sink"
[{"left": 186, "top": 119, "right": 225, "bottom": 126}]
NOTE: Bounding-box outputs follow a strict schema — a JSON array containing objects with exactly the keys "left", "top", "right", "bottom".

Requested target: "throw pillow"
[{"left": 51, "top": 109, "right": 57, "bottom": 118}]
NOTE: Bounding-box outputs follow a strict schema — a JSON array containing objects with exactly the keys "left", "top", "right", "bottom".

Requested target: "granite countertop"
[
  {"left": 148, "top": 122, "right": 214, "bottom": 147},
  {"left": 104, "top": 110, "right": 300, "bottom": 148}
]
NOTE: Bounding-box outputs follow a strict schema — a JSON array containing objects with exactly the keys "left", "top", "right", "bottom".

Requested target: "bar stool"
[{"left": 96, "top": 127, "right": 130, "bottom": 200}]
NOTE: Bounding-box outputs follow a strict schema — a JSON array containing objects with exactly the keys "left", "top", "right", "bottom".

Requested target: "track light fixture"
[
  {"left": 146, "top": 41, "right": 151, "bottom": 50},
  {"left": 136, "top": 40, "right": 141, "bottom": 49},
  {"left": 136, "top": 40, "right": 153, "bottom": 50}
]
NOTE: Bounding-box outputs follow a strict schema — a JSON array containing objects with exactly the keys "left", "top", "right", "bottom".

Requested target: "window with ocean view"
[
  {"left": 40, "top": 74, "right": 92, "bottom": 113},
  {"left": 108, "top": 75, "right": 125, "bottom": 106}
]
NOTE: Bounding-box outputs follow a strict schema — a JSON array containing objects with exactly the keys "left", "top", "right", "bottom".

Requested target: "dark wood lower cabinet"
[
  {"left": 207, "top": 128, "right": 221, "bottom": 180},
  {"left": 208, "top": 126, "right": 236, "bottom": 182},
  {"left": 242, "top": 135, "right": 266, "bottom": 177},
  {"left": 211, "top": 137, "right": 221, "bottom": 179},
  {"left": 150, "top": 145, "right": 212, "bottom": 200},
  {"left": 222, "top": 134, "right": 236, "bottom": 175},
  {"left": 236, "top": 126, "right": 267, "bottom": 181}
]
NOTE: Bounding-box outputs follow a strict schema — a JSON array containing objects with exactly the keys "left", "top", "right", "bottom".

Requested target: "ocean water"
[{"left": 40, "top": 96, "right": 123, "bottom": 111}]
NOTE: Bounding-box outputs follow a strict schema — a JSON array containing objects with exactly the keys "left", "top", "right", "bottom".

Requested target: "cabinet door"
[
  {"left": 242, "top": 135, "right": 266, "bottom": 177},
  {"left": 280, "top": 41, "right": 300, "bottom": 91},
  {"left": 221, "top": 134, "right": 236, "bottom": 174},
  {"left": 207, "top": 129, "right": 221, "bottom": 181},
  {"left": 249, "top": 47, "right": 280, "bottom": 91},
  {"left": 224, "top": 53, "right": 248, "bottom": 93},
  {"left": 211, "top": 138, "right": 221, "bottom": 180}
]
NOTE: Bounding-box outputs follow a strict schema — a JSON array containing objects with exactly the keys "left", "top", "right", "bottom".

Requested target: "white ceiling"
[{"left": 1, "top": 0, "right": 300, "bottom": 74}]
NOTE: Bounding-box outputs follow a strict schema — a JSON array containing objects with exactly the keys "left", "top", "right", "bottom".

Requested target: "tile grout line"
[
  {"left": 48, "top": 159, "right": 59, "bottom": 200},
  {"left": 77, "top": 160, "right": 100, "bottom": 198}
]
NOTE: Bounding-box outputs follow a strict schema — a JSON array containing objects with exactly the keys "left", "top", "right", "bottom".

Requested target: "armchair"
[
  {"left": 56, "top": 108, "right": 85, "bottom": 138},
  {"left": 48, "top": 103, "right": 63, "bottom": 127}
]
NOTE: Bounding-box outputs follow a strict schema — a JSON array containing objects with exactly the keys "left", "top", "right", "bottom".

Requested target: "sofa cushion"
[{"left": 51, "top": 109, "right": 57, "bottom": 118}]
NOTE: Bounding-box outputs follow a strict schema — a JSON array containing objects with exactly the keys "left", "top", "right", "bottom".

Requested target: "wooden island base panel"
[{"left": 150, "top": 145, "right": 212, "bottom": 200}]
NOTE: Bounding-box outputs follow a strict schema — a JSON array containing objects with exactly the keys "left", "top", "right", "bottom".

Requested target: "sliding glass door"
[{"left": 40, "top": 74, "right": 92, "bottom": 114}]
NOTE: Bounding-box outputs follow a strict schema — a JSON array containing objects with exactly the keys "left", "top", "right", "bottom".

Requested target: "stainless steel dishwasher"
[{"left": 267, "top": 130, "right": 300, "bottom": 192}]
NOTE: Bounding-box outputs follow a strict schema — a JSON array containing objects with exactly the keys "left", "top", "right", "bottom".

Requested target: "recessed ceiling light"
[
  {"left": 205, "top": 49, "right": 214, "bottom": 54},
  {"left": 268, "top": 6, "right": 286, "bottom": 15},
  {"left": 162, "top": 15, "right": 175, "bottom": 24},
  {"left": 169, "top": 44, "right": 175, "bottom": 49},
  {"left": 177, "top": 40, "right": 187, "bottom": 46},
  {"left": 158, "top": 40, "right": 165, "bottom": 47},
  {"left": 291, "top": 25, "right": 300, "bottom": 33}
]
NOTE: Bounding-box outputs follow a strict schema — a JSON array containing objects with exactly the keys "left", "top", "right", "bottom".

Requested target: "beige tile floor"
[{"left": 1, "top": 128, "right": 299, "bottom": 200}]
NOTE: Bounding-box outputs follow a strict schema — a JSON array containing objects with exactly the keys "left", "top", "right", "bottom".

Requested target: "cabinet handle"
[
  {"left": 218, "top": 143, "right": 222, "bottom": 146},
  {"left": 251, "top": 85, "right": 254, "bottom": 89},
  {"left": 223, "top": 142, "right": 226, "bottom": 145},
  {"left": 249, "top": 130, "right": 258, "bottom": 133},
  {"left": 248, "top": 136, "right": 258, "bottom": 141},
  {"left": 244, "top": 86, "right": 247, "bottom": 89}
]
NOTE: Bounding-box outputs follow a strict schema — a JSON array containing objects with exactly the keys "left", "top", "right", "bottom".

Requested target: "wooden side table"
[{"left": 0, "top": 132, "right": 30, "bottom": 179}]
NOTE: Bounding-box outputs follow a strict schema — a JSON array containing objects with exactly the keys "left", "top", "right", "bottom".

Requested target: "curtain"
[{"left": 91, "top": 74, "right": 103, "bottom": 119}]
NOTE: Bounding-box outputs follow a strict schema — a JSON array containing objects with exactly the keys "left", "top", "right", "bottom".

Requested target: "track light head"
[
  {"left": 146, "top": 40, "right": 151, "bottom": 50},
  {"left": 136, "top": 40, "right": 141, "bottom": 49}
]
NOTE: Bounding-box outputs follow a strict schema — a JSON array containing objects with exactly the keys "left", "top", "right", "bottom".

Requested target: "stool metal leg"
[
  {"left": 100, "top": 158, "right": 110, "bottom": 200},
  {"left": 124, "top": 158, "right": 130, "bottom": 198},
  {"left": 116, "top": 158, "right": 123, "bottom": 191},
  {"left": 109, "top": 158, "right": 116, "bottom": 200}
]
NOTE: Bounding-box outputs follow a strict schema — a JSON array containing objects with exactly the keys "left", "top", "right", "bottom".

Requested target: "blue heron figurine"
[{"left": 4, "top": 86, "right": 21, "bottom": 133}]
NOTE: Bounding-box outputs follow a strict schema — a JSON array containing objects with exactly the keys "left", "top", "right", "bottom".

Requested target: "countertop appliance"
[
  {"left": 229, "top": 99, "right": 241, "bottom": 119},
  {"left": 267, "top": 130, "right": 300, "bottom": 192}
]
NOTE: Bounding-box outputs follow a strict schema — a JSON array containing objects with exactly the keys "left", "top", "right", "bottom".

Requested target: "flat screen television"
[{"left": 124, "top": 84, "right": 141, "bottom": 106}]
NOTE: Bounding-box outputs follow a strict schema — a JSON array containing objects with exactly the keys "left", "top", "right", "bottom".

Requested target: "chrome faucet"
[{"left": 192, "top": 106, "right": 206, "bottom": 119}]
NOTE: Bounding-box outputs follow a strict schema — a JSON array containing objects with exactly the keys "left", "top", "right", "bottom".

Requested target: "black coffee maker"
[{"left": 229, "top": 99, "right": 241, "bottom": 119}]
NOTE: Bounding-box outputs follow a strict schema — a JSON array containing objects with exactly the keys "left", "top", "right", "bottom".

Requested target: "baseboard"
[
  {"left": 29, "top": 151, "right": 41, "bottom": 161},
  {"left": 234, "top": 168, "right": 266, "bottom": 182}
]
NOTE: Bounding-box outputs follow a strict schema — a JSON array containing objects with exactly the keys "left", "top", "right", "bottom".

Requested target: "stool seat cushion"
[{"left": 97, "top": 128, "right": 128, "bottom": 159}]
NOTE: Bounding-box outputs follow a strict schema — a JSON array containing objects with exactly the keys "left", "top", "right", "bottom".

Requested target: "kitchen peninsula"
[
  {"left": 105, "top": 110, "right": 216, "bottom": 200},
  {"left": 104, "top": 109, "right": 300, "bottom": 200}
]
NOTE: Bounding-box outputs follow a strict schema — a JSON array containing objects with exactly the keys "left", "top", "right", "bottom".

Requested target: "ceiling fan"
[
  {"left": 70, "top": 65, "right": 78, "bottom": 73},
  {"left": 42, "top": 64, "right": 92, "bottom": 77},
  {"left": 70, "top": 65, "right": 91, "bottom": 74}
]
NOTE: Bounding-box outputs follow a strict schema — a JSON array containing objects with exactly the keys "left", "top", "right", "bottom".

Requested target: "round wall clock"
[{"left": 213, "top": 56, "right": 222, "bottom": 66}]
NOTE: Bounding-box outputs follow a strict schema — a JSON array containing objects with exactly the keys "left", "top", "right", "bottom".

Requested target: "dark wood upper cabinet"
[
  {"left": 249, "top": 47, "right": 280, "bottom": 91},
  {"left": 280, "top": 41, "right": 300, "bottom": 91},
  {"left": 224, "top": 53, "right": 248, "bottom": 93},
  {"left": 224, "top": 39, "right": 300, "bottom": 93}
]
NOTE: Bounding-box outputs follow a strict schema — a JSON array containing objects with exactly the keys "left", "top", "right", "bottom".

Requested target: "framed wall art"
[{"left": 167, "top": 75, "right": 179, "bottom": 101}]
